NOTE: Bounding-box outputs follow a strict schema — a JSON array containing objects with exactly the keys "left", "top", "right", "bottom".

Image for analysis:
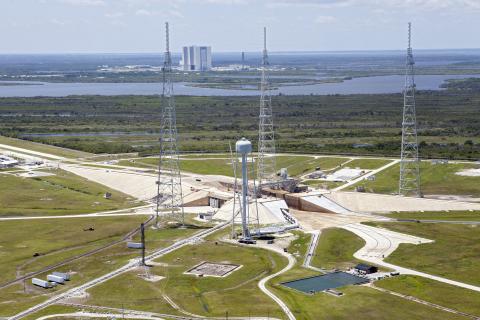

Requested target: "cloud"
[
  {"left": 50, "top": 18, "right": 66, "bottom": 25},
  {"left": 266, "top": 0, "right": 354, "bottom": 8},
  {"left": 203, "top": 0, "right": 248, "bottom": 4},
  {"left": 168, "top": 9, "right": 185, "bottom": 18},
  {"left": 135, "top": 9, "right": 156, "bottom": 16},
  {"left": 314, "top": 15, "right": 337, "bottom": 24},
  {"left": 58, "top": 0, "right": 106, "bottom": 6},
  {"left": 366, "top": 0, "right": 480, "bottom": 10},
  {"left": 105, "top": 12, "right": 125, "bottom": 18}
]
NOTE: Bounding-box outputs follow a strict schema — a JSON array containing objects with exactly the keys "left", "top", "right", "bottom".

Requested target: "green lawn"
[
  {"left": 0, "top": 169, "right": 139, "bottom": 216},
  {"left": 270, "top": 284, "right": 465, "bottom": 320},
  {"left": 87, "top": 235, "right": 288, "bottom": 318},
  {"left": 0, "top": 221, "right": 201, "bottom": 317},
  {"left": 386, "top": 210, "right": 480, "bottom": 221},
  {"left": 377, "top": 275, "right": 480, "bottom": 316},
  {"left": 311, "top": 228, "right": 365, "bottom": 270},
  {"left": 349, "top": 161, "right": 480, "bottom": 196},
  {"left": 120, "top": 155, "right": 349, "bottom": 178},
  {"left": 0, "top": 216, "right": 146, "bottom": 285},
  {"left": 0, "top": 135, "right": 91, "bottom": 159},
  {"left": 346, "top": 158, "right": 393, "bottom": 170},
  {"left": 367, "top": 222, "right": 480, "bottom": 286},
  {"left": 180, "top": 153, "right": 230, "bottom": 159}
]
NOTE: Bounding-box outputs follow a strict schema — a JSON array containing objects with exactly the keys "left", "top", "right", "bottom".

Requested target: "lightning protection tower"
[
  {"left": 155, "top": 22, "right": 185, "bottom": 226},
  {"left": 399, "top": 22, "right": 421, "bottom": 197},
  {"left": 257, "top": 27, "right": 276, "bottom": 189}
]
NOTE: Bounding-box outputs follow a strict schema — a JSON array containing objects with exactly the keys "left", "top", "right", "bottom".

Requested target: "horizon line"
[{"left": 1, "top": 48, "right": 480, "bottom": 55}]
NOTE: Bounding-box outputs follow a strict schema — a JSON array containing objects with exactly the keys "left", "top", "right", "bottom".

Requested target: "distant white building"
[{"left": 181, "top": 46, "right": 212, "bottom": 71}]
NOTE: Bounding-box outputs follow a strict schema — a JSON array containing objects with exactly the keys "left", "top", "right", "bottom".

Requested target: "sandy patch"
[{"left": 456, "top": 168, "right": 480, "bottom": 177}]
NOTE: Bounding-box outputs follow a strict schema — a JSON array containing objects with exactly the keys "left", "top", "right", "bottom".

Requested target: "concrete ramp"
[
  {"left": 300, "top": 195, "right": 351, "bottom": 214},
  {"left": 61, "top": 164, "right": 194, "bottom": 201},
  {"left": 327, "top": 191, "right": 480, "bottom": 213},
  {"left": 214, "top": 198, "right": 293, "bottom": 225}
]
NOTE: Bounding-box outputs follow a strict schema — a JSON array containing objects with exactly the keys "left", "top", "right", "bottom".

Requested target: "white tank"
[{"left": 236, "top": 138, "right": 252, "bottom": 154}]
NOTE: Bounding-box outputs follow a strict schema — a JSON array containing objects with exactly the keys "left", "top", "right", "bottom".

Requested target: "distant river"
[{"left": 0, "top": 74, "right": 478, "bottom": 97}]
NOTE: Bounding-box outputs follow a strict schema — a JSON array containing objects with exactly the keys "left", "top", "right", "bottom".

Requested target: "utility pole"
[
  {"left": 156, "top": 22, "right": 185, "bottom": 226},
  {"left": 399, "top": 22, "right": 421, "bottom": 197},
  {"left": 257, "top": 27, "right": 277, "bottom": 190},
  {"left": 140, "top": 223, "right": 146, "bottom": 266}
]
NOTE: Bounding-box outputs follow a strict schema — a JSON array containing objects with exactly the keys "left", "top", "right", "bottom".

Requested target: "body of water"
[{"left": 0, "top": 74, "right": 477, "bottom": 97}]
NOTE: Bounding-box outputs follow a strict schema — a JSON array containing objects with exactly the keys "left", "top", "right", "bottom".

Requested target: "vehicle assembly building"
[{"left": 181, "top": 45, "right": 212, "bottom": 71}]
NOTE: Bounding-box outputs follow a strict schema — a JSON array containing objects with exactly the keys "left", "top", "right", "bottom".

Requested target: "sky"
[{"left": 1, "top": 0, "right": 480, "bottom": 53}]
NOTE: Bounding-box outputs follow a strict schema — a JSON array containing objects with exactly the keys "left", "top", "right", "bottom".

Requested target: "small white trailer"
[
  {"left": 52, "top": 271, "right": 70, "bottom": 281},
  {"left": 47, "top": 274, "right": 65, "bottom": 284},
  {"left": 127, "top": 242, "right": 143, "bottom": 249},
  {"left": 32, "top": 278, "right": 56, "bottom": 288}
]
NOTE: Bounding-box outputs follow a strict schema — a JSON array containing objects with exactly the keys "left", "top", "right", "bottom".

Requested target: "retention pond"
[{"left": 281, "top": 271, "right": 368, "bottom": 294}]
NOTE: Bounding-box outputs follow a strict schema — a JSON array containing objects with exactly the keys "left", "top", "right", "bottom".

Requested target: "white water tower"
[{"left": 236, "top": 137, "right": 252, "bottom": 241}]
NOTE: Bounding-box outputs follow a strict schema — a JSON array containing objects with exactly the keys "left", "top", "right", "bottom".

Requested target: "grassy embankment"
[
  {"left": 119, "top": 155, "right": 350, "bottom": 178},
  {"left": 386, "top": 210, "right": 480, "bottom": 221},
  {"left": 0, "top": 168, "right": 139, "bottom": 217},
  {"left": 0, "top": 135, "right": 91, "bottom": 159},
  {"left": 311, "top": 228, "right": 365, "bottom": 270},
  {"left": 350, "top": 161, "right": 480, "bottom": 197},
  {"left": 367, "top": 221, "right": 480, "bottom": 286}
]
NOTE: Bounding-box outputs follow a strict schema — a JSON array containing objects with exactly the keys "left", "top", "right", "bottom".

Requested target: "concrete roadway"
[{"left": 255, "top": 242, "right": 297, "bottom": 320}]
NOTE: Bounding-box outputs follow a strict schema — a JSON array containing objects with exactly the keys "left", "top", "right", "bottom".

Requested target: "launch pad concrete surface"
[
  {"left": 185, "top": 261, "right": 241, "bottom": 277},
  {"left": 325, "top": 191, "right": 480, "bottom": 213}
]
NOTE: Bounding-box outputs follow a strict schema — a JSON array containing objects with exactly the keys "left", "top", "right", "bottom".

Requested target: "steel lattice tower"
[
  {"left": 155, "top": 22, "right": 185, "bottom": 226},
  {"left": 257, "top": 27, "right": 276, "bottom": 188},
  {"left": 399, "top": 22, "right": 421, "bottom": 197}
]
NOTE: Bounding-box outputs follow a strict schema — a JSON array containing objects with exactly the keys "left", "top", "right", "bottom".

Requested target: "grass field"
[
  {"left": 0, "top": 168, "right": 138, "bottom": 216},
  {"left": 0, "top": 216, "right": 146, "bottom": 284},
  {"left": 367, "top": 222, "right": 480, "bottom": 286},
  {"left": 0, "top": 135, "right": 91, "bottom": 159},
  {"left": 346, "top": 158, "right": 393, "bottom": 170},
  {"left": 350, "top": 161, "right": 480, "bottom": 196},
  {"left": 0, "top": 220, "right": 202, "bottom": 317},
  {"left": 270, "top": 284, "right": 465, "bottom": 320},
  {"left": 311, "top": 228, "right": 366, "bottom": 270},
  {"left": 119, "top": 155, "right": 349, "bottom": 178},
  {"left": 86, "top": 235, "right": 288, "bottom": 318},
  {"left": 377, "top": 275, "right": 480, "bottom": 316},
  {"left": 386, "top": 210, "right": 480, "bottom": 221}
]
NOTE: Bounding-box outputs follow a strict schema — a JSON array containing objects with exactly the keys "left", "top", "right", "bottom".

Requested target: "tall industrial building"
[{"left": 182, "top": 46, "right": 212, "bottom": 71}]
